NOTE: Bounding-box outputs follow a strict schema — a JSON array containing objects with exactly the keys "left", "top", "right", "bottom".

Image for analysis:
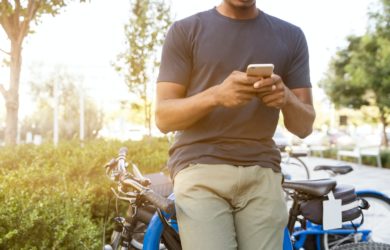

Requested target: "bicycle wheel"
[
  {"left": 356, "top": 192, "right": 390, "bottom": 244},
  {"left": 323, "top": 232, "right": 362, "bottom": 250},
  {"left": 105, "top": 222, "right": 166, "bottom": 250},
  {"left": 281, "top": 156, "right": 310, "bottom": 180},
  {"left": 130, "top": 221, "right": 167, "bottom": 250},
  {"left": 331, "top": 242, "right": 390, "bottom": 249},
  {"left": 106, "top": 230, "right": 123, "bottom": 250}
]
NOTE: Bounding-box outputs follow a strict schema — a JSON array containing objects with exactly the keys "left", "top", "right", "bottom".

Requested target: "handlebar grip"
[
  {"left": 142, "top": 189, "right": 175, "bottom": 215},
  {"left": 117, "top": 147, "right": 128, "bottom": 173},
  {"left": 119, "top": 147, "right": 128, "bottom": 157}
]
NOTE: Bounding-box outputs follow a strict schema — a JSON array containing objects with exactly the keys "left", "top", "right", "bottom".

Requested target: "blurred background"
[{"left": 1, "top": 0, "right": 388, "bottom": 150}]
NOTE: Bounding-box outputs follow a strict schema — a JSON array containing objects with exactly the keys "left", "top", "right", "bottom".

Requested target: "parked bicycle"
[
  {"left": 103, "top": 147, "right": 390, "bottom": 250},
  {"left": 102, "top": 147, "right": 176, "bottom": 250},
  {"left": 311, "top": 164, "right": 390, "bottom": 248},
  {"left": 283, "top": 158, "right": 390, "bottom": 249}
]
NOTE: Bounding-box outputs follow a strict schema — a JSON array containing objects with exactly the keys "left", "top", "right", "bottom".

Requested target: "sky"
[{"left": 0, "top": 0, "right": 376, "bottom": 122}]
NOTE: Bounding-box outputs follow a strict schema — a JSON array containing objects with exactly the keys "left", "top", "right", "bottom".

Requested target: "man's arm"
[
  {"left": 155, "top": 82, "right": 218, "bottom": 134},
  {"left": 254, "top": 75, "right": 315, "bottom": 138},
  {"left": 281, "top": 88, "right": 315, "bottom": 138},
  {"left": 155, "top": 71, "right": 262, "bottom": 133}
]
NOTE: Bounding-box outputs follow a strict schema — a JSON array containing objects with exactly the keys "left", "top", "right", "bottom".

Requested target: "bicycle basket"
[{"left": 300, "top": 184, "right": 361, "bottom": 225}]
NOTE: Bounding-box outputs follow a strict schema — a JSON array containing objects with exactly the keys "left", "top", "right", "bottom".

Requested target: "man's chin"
[{"left": 226, "top": 0, "right": 256, "bottom": 9}]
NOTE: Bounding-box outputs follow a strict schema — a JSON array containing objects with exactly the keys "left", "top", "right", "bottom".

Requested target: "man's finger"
[{"left": 253, "top": 75, "right": 280, "bottom": 88}]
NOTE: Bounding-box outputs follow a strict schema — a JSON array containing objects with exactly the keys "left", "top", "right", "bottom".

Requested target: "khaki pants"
[{"left": 173, "top": 164, "right": 288, "bottom": 250}]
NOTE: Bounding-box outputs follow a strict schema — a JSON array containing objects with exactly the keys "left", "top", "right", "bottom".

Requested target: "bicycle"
[
  {"left": 281, "top": 148, "right": 390, "bottom": 246},
  {"left": 102, "top": 147, "right": 175, "bottom": 250},
  {"left": 283, "top": 162, "right": 390, "bottom": 249},
  {"left": 311, "top": 164, "right": 390, "bottom": 248},
  {"left": 102, "top": 147, "right": 390, "bottom": 250}
]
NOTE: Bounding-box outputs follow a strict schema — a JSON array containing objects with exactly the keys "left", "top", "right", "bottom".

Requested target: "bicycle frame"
[
  {"left": 144, "top": 194, "right": 179, "bottom": 250},
  {"left": 292, "top": 221, "right": 371, "bottom": 249}
]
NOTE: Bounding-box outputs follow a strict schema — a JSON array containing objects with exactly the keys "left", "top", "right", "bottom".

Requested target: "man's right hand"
[{"left": 214, "top": 71, "right": 262, "bottom": 108}]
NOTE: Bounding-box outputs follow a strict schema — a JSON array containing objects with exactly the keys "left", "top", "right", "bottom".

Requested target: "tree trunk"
[
  {"left": 143, "top": 95, "right": 152, "bottom": 137},
  {"left": 146, "top": 101, "right": 151, "bottom": 136},
  {"left": 4, "top": 41, "right": 22, "bottom": 146},
  {"left": 379, "top": 108, "right": 388, "bottom": 148}
]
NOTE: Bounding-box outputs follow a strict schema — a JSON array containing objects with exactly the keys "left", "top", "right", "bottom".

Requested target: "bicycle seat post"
[{"left": 287, "top": 193, "right": 301, "bottom": 234}]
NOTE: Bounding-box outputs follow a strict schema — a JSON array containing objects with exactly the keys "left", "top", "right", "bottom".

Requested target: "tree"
[
  {"left": 0, "top": 0, "right": 86, "bottom": 146},
  {"left": 114, "top": 0, "right": 172, "bottom": 136},
  {"left": 321, "top": 0, "right": 390, "bottom": 147},
  {"left": 20, "top": 69, "right": 103, "bottom": 142}
]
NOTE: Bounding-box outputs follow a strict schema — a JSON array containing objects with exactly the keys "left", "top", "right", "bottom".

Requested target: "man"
[{"left": 155, "top": 0, "right": 315, "bottom": 249}]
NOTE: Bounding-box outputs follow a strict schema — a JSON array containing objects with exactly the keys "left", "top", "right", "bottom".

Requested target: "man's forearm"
[
  {"left": 156, "top": 71, "right": 263, "bottom": 133},
  {"left": 155, "top": 86, "right": 219, "bottom": 133},
  {"left": 281, "top": 89, "right": 315, "bottom": 138}
]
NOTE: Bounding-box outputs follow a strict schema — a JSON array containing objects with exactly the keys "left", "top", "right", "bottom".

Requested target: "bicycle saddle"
[
  {"left": 282, "top": 179, "right": 337, "bottom": 197},
  {"left": 290, "top": 152, "right": 308, "bottom": 157},
  {"left": 313, "top": 165, "right": 353, "bottom": 175}
]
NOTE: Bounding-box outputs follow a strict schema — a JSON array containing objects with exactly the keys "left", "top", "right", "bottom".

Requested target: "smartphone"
[{"left": 246, "top": 63, "right": 274, "bottom": 77}]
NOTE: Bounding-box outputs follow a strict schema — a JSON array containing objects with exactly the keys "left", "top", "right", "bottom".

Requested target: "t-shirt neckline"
[{"left": 211, "top": 7, "right": 262, "bottom": 23}]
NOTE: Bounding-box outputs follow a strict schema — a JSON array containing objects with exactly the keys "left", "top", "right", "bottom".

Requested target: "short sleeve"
[
  {"left": 157, "top": 22, "right": 192, "bottom": 86},
  {"left": 284, "top": 28, "right": 311, "bottom": 89}
]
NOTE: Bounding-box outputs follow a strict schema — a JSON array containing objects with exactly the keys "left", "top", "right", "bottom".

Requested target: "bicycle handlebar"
[
  {"left": 105, "top": 147, "right": 175, "bottom": 215},
  {"left": 117, "top": 147, "right": 128, "bottom": 173},
  {"left": 119, "top": 147, "right": 128, "bottom": 155},
  {"left": 142, "top": 189, "right": 175, "bottom": 215},
  {"left": 120, "top": 176, "right": 175, "bottom": 215}
]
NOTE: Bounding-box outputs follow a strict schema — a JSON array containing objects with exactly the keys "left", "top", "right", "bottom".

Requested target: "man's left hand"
[{"left": 253, "top": 74, "right": 289, "bottom": 109}]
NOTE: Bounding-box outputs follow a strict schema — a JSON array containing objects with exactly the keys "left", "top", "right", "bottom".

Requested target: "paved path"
[{"left": 296, "top": 156, "right": 390, "bottom": 244}]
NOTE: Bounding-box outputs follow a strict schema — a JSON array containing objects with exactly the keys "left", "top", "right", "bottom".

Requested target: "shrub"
[{"left": 0, "top": 138, "right": 170, "bottom": 249}]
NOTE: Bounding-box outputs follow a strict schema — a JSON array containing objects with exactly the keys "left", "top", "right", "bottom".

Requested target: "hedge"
[
  {"left": 1, "top": 138, "right": 388, "bottom": 249},
  {"left": 0, "top": 138, "right": 170, "bottom": 249}
]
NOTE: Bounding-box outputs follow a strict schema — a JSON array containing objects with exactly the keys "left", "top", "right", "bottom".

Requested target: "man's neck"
[{"left": 216, "top": 2, "right": 258, "bottom": 20}]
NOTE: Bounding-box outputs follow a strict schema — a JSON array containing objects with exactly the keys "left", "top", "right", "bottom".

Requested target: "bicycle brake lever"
[
  {"left": 104, "top": 158, "right": 116, "bottom": 172},
  {"left": 111, "top": 187, "right": 136, "bottom": 202},
  {"left": 131, "top": 162, "right": 151, "bottom": 186}
]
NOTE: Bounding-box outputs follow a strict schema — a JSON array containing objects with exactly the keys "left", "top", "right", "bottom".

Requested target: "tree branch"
[
  {"left": 19, "top": 0, "right": 39, "bottom": 42},
  {"left": 0, "top": 47, "right": 10, "bottom": 55},
  {"left": 15, "top": 0, "right": 21, "bottom": 14},
  {"left": 0, "top": 1, "right": 13, "bottom": 39}
]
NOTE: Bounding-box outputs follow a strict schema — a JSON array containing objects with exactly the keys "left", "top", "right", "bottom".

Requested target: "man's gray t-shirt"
[{"left": 157, "top": 8, "right": 311, "bottom": 178}]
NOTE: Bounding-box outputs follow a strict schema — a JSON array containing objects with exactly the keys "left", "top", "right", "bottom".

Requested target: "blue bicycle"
[
  {"left": 103, "top": 148, "right": 390, "bottom": 250},
  {"left": 308, "top": 165, "right": 390, "bottom": 249}
]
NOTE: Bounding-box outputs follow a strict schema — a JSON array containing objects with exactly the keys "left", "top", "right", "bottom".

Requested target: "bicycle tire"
[
  {"left": 107, "top": 222, "right": 167, "bottom": 250},
  {"left": 281, "top": 155, "right": 310, "bottom": 180},
  {"left": 108, "top": 230, "right": 124, "bottom": 250},
  {"left": 131, "top": 221, "right": 167, "bottom": 250},
  {"left": 331, "top": 242, "right": 390, "bottom": 250},
  {"left": 356, "top": 192, "right": 390, "bottom": 244}
]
